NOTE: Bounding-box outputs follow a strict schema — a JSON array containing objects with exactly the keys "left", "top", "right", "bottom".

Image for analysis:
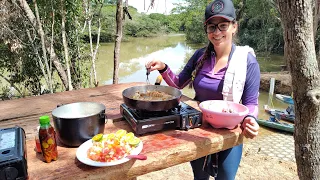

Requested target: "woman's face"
[{"left": 206, "top": 17, "right": 237, "bottom": 48}]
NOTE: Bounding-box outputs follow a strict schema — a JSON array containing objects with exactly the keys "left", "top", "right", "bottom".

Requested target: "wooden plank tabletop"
[{"left": 0, "top": 82, "right": 243, "bottom": 180}]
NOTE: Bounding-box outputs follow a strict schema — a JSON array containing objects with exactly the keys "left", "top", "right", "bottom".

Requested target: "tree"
[
  {"left": 61, "top": 0, "right": 73, "bottom": 90},
  {"left": 173, "top": 0, "right": 208, "bottom": 43},
  {"left": 1, "top": 0, "right": 91, "bottom": 93},
  {"left": 17, "top": 0, "right": 73, "bottom": 89},
  {"left": 113, "top": 0, "right": 123, "bottom": 84},
  {"left": 84, "top": 0, "right": 104, "bottom": 87},
  {"left": 1, "top": 0, "right": 106, "bottom": 96},
  {"left": 277, "top": 0, "right": 320, "bottom": 179},
  {"left": 237, "top": 0, "right": 283, "bottom": 54},
  {"left": 313, "top": 0, "right": 320, "bottom": 64},
  {"left": 17, "top": 0, "right": 72, "bottom": 90},
  {"left": 112, "top": 0, "right": 156, "bottom": 84}
]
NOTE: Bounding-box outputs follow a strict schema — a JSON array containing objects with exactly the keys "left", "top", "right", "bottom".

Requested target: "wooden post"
[{"left": 268, "top": 78, "right": 275, "bottom": 106}]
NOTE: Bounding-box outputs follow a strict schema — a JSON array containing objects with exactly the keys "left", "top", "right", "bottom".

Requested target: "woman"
[{"left": 146, "top": 0, "right": 260, "bottom": 179}]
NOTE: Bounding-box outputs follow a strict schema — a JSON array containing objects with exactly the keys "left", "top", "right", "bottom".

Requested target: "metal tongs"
[{"left": 146, "top": 67, "right": 151, "bottom": 85}]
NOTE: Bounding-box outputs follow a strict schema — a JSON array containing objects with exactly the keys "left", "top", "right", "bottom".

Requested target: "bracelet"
[
  {"left": 240, "top": 115, "right": 257, "bottom": 127},
  {"left": 243, "top": 115, "right": 257, "bottom": 121},
  {"left": 158, "top": 64, "right": 168, "bottom": 73}
]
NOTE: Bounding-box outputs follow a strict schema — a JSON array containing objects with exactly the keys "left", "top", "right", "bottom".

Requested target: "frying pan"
[{"left": 122, "top": 85, "right": 182, "bottom": 111}]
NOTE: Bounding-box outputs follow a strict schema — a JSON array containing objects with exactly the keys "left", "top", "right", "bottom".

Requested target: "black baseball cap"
[{"left": 204, "top": 0, "right": 236, "bottom": 24}]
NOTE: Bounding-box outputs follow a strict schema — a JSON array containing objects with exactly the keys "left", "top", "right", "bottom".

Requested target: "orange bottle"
[{"left": 39, "top": 115, "right": 58, "bottom": 163}]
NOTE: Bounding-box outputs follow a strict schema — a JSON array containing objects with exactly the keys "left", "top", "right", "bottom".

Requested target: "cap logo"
[{"left": 211, "top": 1, "right": 224, "bottom": 13}]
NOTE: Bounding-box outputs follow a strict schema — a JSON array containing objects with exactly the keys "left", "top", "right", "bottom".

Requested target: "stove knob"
[
  {"left": 185, "top": 123, "right": 191, "bottom": 130},
  {"left": 181, "top": 114, "right": 188, "bottom": 130},
  {"left": 193, "top": 115, "right": 201, "bottom": 127},
  {"left": 188, "top": 117, "right": 193, "bottom": 128},
  {"left": 2, "top": 167, "right": 18, "bottom": 180},
  {"left": 184, "top": 116, "right": 194, "bottom": 130}
]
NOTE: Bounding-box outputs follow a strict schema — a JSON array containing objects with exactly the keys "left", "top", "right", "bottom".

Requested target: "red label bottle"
[{"left": 39, "top": 115, "right": 58, "bottom": 163}]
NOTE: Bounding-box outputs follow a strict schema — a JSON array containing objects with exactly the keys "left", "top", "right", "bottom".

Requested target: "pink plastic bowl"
[{"left": 199, "top": 100, "right": 249, "bottom": 129}]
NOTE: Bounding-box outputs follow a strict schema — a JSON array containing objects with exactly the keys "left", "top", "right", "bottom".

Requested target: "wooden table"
[{"left": 0, "top": 82, "right": 243, "bottom": 180}]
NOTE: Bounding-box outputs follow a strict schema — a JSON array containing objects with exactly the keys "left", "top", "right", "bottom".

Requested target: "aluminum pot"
[
  {"left": 52, "top": 102, "right": 106, "bottom": 147},
  {"left": 122, "top": 85, "right": 182, "bottom": 111}
]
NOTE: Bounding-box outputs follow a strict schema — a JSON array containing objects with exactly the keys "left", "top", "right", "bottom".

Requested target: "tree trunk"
[
  {"left": 85, "top": 0, "right": 103, "bottom": 87},
  {"left": 113, "top": 0, "right": 123, "bottom": 84},
  {"left": 33, "top": 0, "right": 53, "bottom": 93},
  {"left": 314, "top": 0, "right": 320, "bottom": 65},
  {"left": 16, "top": 0, "right": 70, "bottom": 90},
  {"left": 26, "top": 29, "right": 50, "bottom": 93},
  {"left": 49, "top": 0, "right": 55, "bottom": 93},
  {"left": 277, "top": 0, "right": 320, "bottom": 179},
  {"left": 61, "top": 0, "right": 73, "bottom": 90},
  {"left": 85, "top": 0, "right": 94, "bottom": 87},
  {"left": 91, "top": 2, "right": 103, "bottom": 87},
  {"left": 313, "top": 0, "right": 319, "bottom": 38}
]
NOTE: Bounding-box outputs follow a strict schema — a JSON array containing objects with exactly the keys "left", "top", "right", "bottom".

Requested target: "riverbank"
[{"left": 260, "top": 71, "right": 291, "bottom": 95}]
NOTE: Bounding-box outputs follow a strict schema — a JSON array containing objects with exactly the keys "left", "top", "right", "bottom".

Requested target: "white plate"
[{"left": 76, "top": 138, "right": 143, "bottom": 167}]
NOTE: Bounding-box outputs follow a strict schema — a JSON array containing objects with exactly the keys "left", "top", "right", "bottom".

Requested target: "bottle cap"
[{"left": 39, "top": 115, "right": 50, "bottom": 125}]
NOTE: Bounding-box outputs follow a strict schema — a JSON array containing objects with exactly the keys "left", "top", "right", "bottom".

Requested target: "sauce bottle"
[{"left": 39, "top": 115, "right": 58, "bottom": 163}]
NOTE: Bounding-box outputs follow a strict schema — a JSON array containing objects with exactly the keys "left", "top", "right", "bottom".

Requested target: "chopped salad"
[{"left": 87, "top": 130, "right": 140, "bottom": 162}]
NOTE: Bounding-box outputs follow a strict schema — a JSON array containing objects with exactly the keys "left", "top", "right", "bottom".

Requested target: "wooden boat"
[
  {"left": 275, "top": 94, "right": 294, "bottom": 105},
  {"left": 256, "top": 117, "right": 294, "bottom": 133},
  {"left": 264, "top": 105, "right": 295, "bottom": 123}
]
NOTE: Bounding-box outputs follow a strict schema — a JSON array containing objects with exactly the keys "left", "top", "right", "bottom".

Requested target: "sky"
[{"left": 128, "top": 0, "right": 184, "bottom": 15}]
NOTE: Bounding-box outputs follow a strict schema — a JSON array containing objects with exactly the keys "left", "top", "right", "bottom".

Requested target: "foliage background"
[{"left": 0, "top": 0, "right": 311, "bottom": 99}]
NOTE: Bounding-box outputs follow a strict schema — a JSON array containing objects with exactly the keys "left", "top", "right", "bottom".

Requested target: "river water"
[{"left": 96, "top": 34, "right": 289, "bottom": 119}]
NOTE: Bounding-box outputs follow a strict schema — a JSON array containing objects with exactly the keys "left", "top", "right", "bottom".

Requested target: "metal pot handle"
[{"left": 100, "top": 112, "right": 107, "bottom": 123}]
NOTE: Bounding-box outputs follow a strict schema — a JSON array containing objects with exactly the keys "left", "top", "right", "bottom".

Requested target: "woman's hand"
[
  {"left": 145, "top": 59, "right": 166, "bottom": 72},
  {"left": 241, "top": 117, "right": 259, "bottom": 139}
]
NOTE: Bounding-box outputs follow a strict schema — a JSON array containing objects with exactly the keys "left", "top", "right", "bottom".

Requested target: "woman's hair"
[{"left": 189, "top": 42, "right": 214, "bottom": 88}]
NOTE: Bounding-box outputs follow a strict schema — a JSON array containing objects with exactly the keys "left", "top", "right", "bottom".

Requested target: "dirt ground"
[{"left": 137, "top": 143, "right": 298, "bottom": 180}]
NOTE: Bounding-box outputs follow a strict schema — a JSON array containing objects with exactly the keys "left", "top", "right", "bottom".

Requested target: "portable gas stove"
[{"left": 120, "top": 102, "right": 202, "bottom": 135}]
